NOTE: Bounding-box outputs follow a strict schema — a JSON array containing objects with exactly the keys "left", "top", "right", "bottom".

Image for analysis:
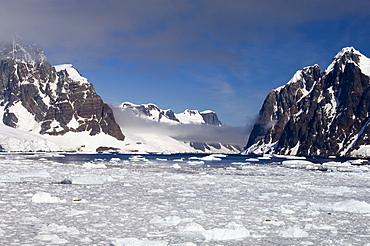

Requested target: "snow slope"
[
  {"left": 0, "top": 122, "right": 59, "bottom": 152},
  {"left": 119, "top": 102, "right": 221, "bottom": 126}
]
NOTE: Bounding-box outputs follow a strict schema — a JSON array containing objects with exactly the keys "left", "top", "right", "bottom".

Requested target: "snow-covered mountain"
[
  {"left": 244, "top": 47, "right": 370, "bottom": 157},
  {"left": 119, "top": 102, "right": 222, "bottom": 126},
  {"left": 114, "top": 102, "right": 240, "bottom": 154},
  {"left": 0, "top": 42, "right": 125, "bottom": 151},
  {"left": 0, "top": 41, "right": 240, "bottom": 153}
]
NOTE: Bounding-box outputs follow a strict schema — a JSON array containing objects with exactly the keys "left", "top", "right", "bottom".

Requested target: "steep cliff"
[
  {"left": 244, "top": 47, "right": 370, "bottom": 157},
  {"left": 0, "top": 42, "right": 125, "bottom": 143}
]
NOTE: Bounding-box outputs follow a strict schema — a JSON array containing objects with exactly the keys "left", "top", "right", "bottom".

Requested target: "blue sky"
[{"left": 1, "top": 0, "right": 370, "bottom": 126}]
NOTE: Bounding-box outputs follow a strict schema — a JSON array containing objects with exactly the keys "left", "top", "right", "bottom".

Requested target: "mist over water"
[{"left": 112, "top": 106, "right": 251, "bottom": 147}]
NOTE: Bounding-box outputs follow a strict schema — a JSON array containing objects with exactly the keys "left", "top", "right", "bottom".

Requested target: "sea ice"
[
  {"left": 169, "top": 243, "right": 196, "bottom": 246},
  {"left": 31, "top": 192, "right": 66, "bottom": 203},
  {"left": 279, "top": 205, "right": 295, "bottom": 214},
  {"left": 309, "top": 199, "right": 370, "bottom": 213},
  {"left": 187, "top": 160, "right": 204, "bottom": 165},
  {"left": 279, "top": 226, "right": 308, "bottom": 238},
  {"left": 304, "top": 224, "right": 336, "bottom": 231},
  {"left": 81, "top": 162, "right": 107, "bottom": 168},
  {"left": 282, "top": 160, "right": 314, "bottom": 168},
  {"left": 34, "top": 234, "right": 68, "bottom": 244},
  {"left": 111, "top": 237, "right": 168, "bottom": 246},
  {"left": 39, "top": 223, "right": 80, "bottom": 235},
  {"left": 71, "top": 175, "right": 108, "bottom": 185},
  {"left": 0, "top": 175, "right": 22, "bottom": 182},
  {"left": 149, "top": 216, "right": 184, "bottom": 226},
  {"left": 175, "top": 222, "right": 250, "bottom": 241},
  {"left": 200, "top": 154, "right": 223, "bottom": 161},
  {"left": 1, "top": 153, "right": 370, "bottom": 245},
  {"left": 171, "top": 163, "right": 181, "bottom": 169}
]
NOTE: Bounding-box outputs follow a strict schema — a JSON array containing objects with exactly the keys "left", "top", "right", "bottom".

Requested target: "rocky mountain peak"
[
  {"left": 0, "top": 42, "right": 47, "bottom": 64},
  {"left": 0, "top": 42, "right": 125, "bottom": 143},
  {"left": 119, "top": 102, "right": 222, "bottom": 126},
  {"left": 244, "top": 47, "right": 370, "bottom": 157},
  {"left": 325, "top": 46, "right": 370, "bottom": 76}
]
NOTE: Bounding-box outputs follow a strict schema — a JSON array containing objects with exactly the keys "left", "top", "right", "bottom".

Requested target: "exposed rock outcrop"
[
  {"left": 0, "top": 42, "right": 125, "bottom": 141},
  {"left": 244, "top": 47, "right": 370, "bottom": 157}
]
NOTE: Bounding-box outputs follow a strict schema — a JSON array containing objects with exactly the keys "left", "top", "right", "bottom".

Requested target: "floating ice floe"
[
  {"left": 82, "top": 162, "right": 107, "bottom": 168},
  {"left": 31, "top": 192, "right": 66, "bottom": 203},
  {"left": 111, "top": 237, "right": 168, "bottom": 246},
  {"left": 279, "top": 205, "right": 295, "bottom": 214},
  {"left": 71, "top": 175, "right": 108, "bottom": 185},
  {"left": 349, "top": 159, "right": 367, "bottom": 164},
  {"left": 34, "top": 234, "right": 68, "bottom": 244},
  {"left": 304, "top": 223, "right": 336, "bottom": 231},
  {"left": 273, "top": 154, "right": 306, "bottom": 160},
  {"left": 200, "top": 154, "right": 223, "bottom": 161},
  {"left": 309, "top": 199, "right": 370, "bottom": 213},
  {"left": 230, "top": 162, "right": 248, "bottom": 165},
  {"left": 0, "top": 169, "right": 52, "bottom": 182},
  {"left": 322, "top": 161, "right": 369, "bottom": 172},
  {"left": 282, "top": 160, "right": 314, "bottom": 169},
  {"left": 211, "top": 154, "right": 228, "bottom": 158},
  {"left": 279, "top": 226, "right": 308, "bottom": 238},
  {"left": 187, "top": 160, "right": 204, "bottom": 165},
  {"left": 189, "top": 154, "right": 224, "bottom": 161},
  {"left": 256, "top": 192, "right": 279, "bottom": 200},
  {"left": 171, "top": 163, "right": 181, "bottom": 169},
  {"left": 148, "top": 189, "right": 165, "bottom": 194},
  {"left": 170, "top": 243, "right": 197, "bottom": 246},
  {"left": 129, "top": 155, "right": 150, "bottom": 162},
  {"left": 174, "top": 222, "right": 250, "bottom": 241},
  {"left": 258, "top": 155, "right": 272, "bottom": 160},
  {"left": 39, "top": 223, "right": 80, "bottom": 235},
  {"left": 149, "top": 216, "right": 187, "bottom": 226},
  {"left": 0, "top": 175, "right": 22, "bottom": 183}
]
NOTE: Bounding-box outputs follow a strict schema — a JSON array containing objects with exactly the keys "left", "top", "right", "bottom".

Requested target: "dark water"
[{"left": 20, "top": 152, "right": 370, "bottom": 168}]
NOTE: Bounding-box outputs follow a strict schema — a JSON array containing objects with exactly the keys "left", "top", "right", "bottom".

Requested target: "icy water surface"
[{"left": 0, "top": 153, "right": 370, "bottom": 245}]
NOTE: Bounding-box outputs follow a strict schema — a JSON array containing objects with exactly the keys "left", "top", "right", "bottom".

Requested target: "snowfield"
[{"left": 0, "top": 153, "right": 370, "bottom": 245}]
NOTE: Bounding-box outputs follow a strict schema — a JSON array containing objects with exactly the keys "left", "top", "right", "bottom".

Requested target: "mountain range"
[
  {"left": 0, "top": 41, "right": 239, "bottom": 153},
  {"left": 244, "top": 47, "right": 370, "bottom": 157},
  {"left": 1, "top": 41, "right": 370, "bottom": 156},
  {"left": 118, "top": 102, "right": 222, "bottom": 126}
]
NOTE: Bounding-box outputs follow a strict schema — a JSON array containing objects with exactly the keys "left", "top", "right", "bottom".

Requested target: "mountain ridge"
[
  {"left": 0, "top": 42, "right": 125, "bottom": 151},
  {"left": 244, "top": 47, "right": 370, "bottom": 157},
  {"left": 0, "top": 41, "right": 240, "bottom": 153},
  {"left": 119, "top": 101, "right": 222, "bottom": 126}
]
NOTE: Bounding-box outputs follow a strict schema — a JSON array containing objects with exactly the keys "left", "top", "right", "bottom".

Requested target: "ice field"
[{"left": 0, "top": 153, "right": 370, "bottom": 245}]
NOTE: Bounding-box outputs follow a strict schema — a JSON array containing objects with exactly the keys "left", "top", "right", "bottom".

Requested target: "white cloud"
[{"left": 112, "top": 106, "right": 250, "bottom": 147}]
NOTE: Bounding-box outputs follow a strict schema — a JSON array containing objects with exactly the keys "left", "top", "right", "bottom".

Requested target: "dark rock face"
[
  {"left": 190, "top": 142, "right": 240, "bottom": 152},
  {"left": 244, "top": 47, "right": 370, "bottom": 157},
  {"left": 0, "top": 42, "right": 125, "bottom": 141},
  {"left": 200, "top": 111, "right": 222, "bottom": 126}
]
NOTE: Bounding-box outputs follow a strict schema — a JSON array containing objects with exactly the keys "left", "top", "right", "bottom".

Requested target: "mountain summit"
[
  {"left": 244, "top": 47, "right": 370, "bottom": 157},
  {"left": 119, "top": 102, "right": 222, "bottom": 126},
  {"left": 0, "top": 42, "right": 125, "bottom": 150}
]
